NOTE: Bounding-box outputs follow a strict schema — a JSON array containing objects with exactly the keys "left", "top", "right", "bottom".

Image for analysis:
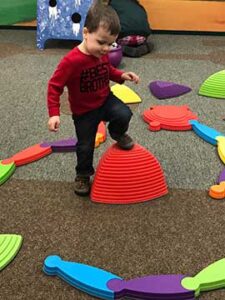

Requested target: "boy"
[{"left": 47, "top": 3, "right": 139, "bottom": 196}]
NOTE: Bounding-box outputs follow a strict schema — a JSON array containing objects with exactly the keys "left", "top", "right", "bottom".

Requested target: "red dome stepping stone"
[
  {"left": 91, "top": 143, "right": 168, "bottom": 204},
  {"left": 149, "top": 81, "right": 192, "bottom": 99},
  {"left": 2, "top": 144, "right": 52, "bottom": 166},
  {"left": 143, "top": 105, "right": 198, "bottom": 131}
]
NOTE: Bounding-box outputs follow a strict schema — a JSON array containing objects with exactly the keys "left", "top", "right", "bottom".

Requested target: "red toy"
[
  {"left": 91, "top": 143, "right": 168, "bottom": 204},
  {"left": 143, "top": 105, "right": 198, "bottom": 131}
]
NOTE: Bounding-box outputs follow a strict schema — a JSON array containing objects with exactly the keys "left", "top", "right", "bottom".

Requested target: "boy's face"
[{"left": 83, "top": 25, "right": 118, "bottom": 58}]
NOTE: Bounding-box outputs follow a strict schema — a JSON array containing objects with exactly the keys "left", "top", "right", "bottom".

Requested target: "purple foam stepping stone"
[
  {"left": 41, "top": 138, "right": 77, "bottom": 152},
  {"left": 217, "top": 168, "right": 225, "bottom": 183},
  {"left": 149, "top": 81, "right": 192, "bottom": 99},
  {"left": 107, "top": 275, "right": 195, "bottom": 299}
]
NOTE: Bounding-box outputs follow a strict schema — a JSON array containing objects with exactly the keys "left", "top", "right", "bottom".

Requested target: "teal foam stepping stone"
[
  {"left": 199, "top": 70, "right": 225, "bottom": 99},
  {"left": 0, "top": 234, "right": 23, "bottom": 271},
  {"left": 0, "top": 161, "right": 15, "bottom": 185}
]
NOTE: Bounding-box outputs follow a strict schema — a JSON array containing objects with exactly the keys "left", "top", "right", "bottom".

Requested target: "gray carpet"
[{"left": 1, "top": 29, "right": 225, "bottom": 299}]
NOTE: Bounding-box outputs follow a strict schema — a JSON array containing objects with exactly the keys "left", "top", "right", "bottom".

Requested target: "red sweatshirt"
[{"left": 47, "top": 47, "right": 124, "bottom": 117}]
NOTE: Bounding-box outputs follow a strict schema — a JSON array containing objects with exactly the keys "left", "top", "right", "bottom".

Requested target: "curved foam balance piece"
[
  {"left": 181, "top": 258, "right": 225, "bottom": 297},
  {"left": 209, "top": 181, "right": 225, "bottom": 199},
  {"left": 41, "top": 138, "right": 77, "bottom": 152},
  {"left": 91, "top": 143, "right": 168, "bottom": 204},
  {"left": 143, "top": 105, "right": 198, "bottom": 131},
  {"left": 95, "top": 122, "right": 107, "bottom": 148},
  {"left": 111, "top": 84, "right": 141, "bottom": 104},
  {"left": 43, "top": 255, "right": 121, "bottom": 300},
  {"left": 0, "top": 161, "right": 16, "bottom": 185},
  {"left": 149, "top": 80, "right": 192, "bottom": 99},
  {"left": 199, "top": 70, "right": 225, "bottom": 99},
  {"left": 217, "top": 168, "right": 225, "bottom": 183},
  {"left": 189, "top": 120, "right": 224, "bottom": 145},
  {"left": 0, "top": 234, "right": 23, "bottom": 271},
  {"left": 216, "top": 136, "right": 225, "bottom": 164},
  {"left": 107, "top": 275, "right": 195, "bottom": 299},
  {"left": 1, "top": 144, "right": 52, "bottom": 166}
]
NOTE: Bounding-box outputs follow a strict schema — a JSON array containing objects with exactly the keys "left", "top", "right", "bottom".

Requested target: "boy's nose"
[{"left": 103, "top": 45, "right": 110, "bottom": 52}]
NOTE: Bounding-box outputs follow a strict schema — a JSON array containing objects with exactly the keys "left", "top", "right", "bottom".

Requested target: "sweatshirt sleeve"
[
  {"left": 108, "top": 63, "right": 125, "bottom": 84},
  {"left": 47, "top": 57, "right": 73, "bottom": 117}
]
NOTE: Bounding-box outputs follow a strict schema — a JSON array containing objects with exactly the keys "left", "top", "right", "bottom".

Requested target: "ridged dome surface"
[
  {"left": 91, "top": 143, "right": 168, "bottom": 204},
  {"left": 199, "top": 70, "right": 225, "bottom": 99}
]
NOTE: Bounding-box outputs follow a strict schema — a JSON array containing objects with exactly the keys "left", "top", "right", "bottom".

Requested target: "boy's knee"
[{"left": 119, "top": 106, "right": 133, "bottom": 123}]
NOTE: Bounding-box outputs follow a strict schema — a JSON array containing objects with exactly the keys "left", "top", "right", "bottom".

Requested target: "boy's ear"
[{"left": 83, "top": 27, "right": 88, "bottom": 38}]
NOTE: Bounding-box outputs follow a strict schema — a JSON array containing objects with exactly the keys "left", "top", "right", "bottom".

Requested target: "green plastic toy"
[
  {"left": 0, "top": 234, "right": 23, "bottom": 271},
  {"left": 182, "top": 258, "right": 225, "bottom": 296},
  {"left": 199, "top": 70, "right": 225, "bottom": 99},
  {"left": 0, "top": 161, "right": 16, "bottom": 185}
]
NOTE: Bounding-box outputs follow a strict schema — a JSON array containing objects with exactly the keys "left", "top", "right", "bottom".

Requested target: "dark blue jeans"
[{"left": 72, "top": 92, "right": 133, "bottom": 177}]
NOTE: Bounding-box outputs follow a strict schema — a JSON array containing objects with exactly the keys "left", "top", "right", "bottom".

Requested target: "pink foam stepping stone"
[
  {"left": 2, "top": 144, "right": 52, "bottom": 166},
  {"left": 41, "top": 137, "right": 77, "bottom": 152},
  {"left": 149, "top": 81, "right": 192, "bottom": 99}
]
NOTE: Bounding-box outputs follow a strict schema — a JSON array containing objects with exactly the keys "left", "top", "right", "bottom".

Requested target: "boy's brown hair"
[{"left": 84, "top": 2, "right": 120, "bottom": 35}]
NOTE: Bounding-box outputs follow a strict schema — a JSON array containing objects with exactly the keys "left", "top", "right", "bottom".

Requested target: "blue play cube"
[{"left": 37, "top": 0, "right": 93, "bottom": 49}]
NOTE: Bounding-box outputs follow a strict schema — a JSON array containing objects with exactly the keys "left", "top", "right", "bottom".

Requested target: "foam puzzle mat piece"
[
  {"left": 91, "top": 143, "right": 168, "bottom": 204},
  {"left": 0, "top": 161, "right": 16, "bottom": 185},
  {"left": 43, "top": 255, "right": 121, "bottom": 299},
  {"left": 181, "top": 258, "right": 225, "bottom": 297},
  {"left": 0, "top": 234, "right": 23, "bottom": 271},
  {"left": 2, "top": 144, "right": 52, "bottom": 166},
  {"left": 143, "top": 105, "right": 198, "bottom": 131},
  {"left": 111, "top": 84, "right": 141, "bottom": 104},
  {"left": 41, "top": 137, "right": 77, "bottom": 152},
  {"left": 149, "top": 80, "right": 192, "bottom": 99}
]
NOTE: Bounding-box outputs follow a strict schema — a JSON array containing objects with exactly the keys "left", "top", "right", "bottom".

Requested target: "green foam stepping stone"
[
  {"left": 181, "top": 258, "right": 225, "bottom": 296},
  {"left": 0, "top": 234, "right": 23, "bottom": 271},
  {"left": 199, "top": 70, "right": 225, "bottom": 99},
  {"left": 0, "top": 161, "right": 16, "bottom": 185}
]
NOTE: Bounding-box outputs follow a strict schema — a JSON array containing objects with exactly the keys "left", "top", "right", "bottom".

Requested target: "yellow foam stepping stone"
[
  {"left": 111, "top": 84, "right": 141, "bottom": 104},
  {"left": 0, "top": 161, "right": 16, "bottom": 185},
  {"left": 216, "top": 136, "right": 225, "bottom": 164},
  {"left": 0, "top": 234, "right": 23, "bottom": 271}
]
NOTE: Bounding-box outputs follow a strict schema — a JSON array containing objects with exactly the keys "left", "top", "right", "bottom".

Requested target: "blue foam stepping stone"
[
  {"left": 43, "top": 255, "right": 122, "bottom": 299},
  {"left": 189, "top": 120, "right": 224, "bottom": 145}
]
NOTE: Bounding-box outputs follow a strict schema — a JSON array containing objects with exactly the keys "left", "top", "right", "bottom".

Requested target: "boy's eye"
[{"left": 98, "top": 40, "right": 113, "bottom": 46}]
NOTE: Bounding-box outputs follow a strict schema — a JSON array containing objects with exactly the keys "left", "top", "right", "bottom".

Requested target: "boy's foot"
[
  {"left": 116, "top": 134, "right": 134, "bottom": 150},
  {"left": 74, "top": 176, "right": 91, "bottom": 196}
]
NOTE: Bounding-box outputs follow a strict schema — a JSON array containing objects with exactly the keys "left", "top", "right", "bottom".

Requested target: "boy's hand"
[
  {"left": 48, "top": 116, "right": 60, "bottom": 132},
  {"left": 121, "top": 72, "right": 140, "bottom": 84}
]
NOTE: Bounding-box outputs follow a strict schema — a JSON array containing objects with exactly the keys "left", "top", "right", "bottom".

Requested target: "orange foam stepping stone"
[
  {"left": 95, "top": 122, "right": 107, "bottom": 148},
  {"left": 209, "top": 181, "right": 225, "bottom": 200},
  {"left": 91, "top": 143, "right": 168, "bottom": 204},
  {"left": 2, "top": 144, "right": 52, "bottom": 166},
  {"left": 143, "top": 105, "right": 198, "bottom": 131}
]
